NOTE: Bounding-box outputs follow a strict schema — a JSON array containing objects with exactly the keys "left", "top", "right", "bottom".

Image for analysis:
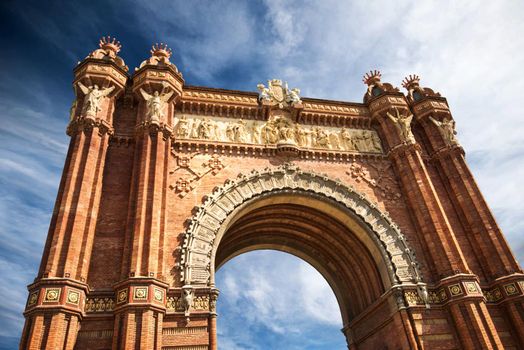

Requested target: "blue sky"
[{"left": 0, "top": 1, "right": 523, "bottom": 349}]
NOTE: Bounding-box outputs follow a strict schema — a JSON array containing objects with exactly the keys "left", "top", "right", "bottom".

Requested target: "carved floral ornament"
[{"left": 179, "top": 164, "right": 423, "bottom": 287}]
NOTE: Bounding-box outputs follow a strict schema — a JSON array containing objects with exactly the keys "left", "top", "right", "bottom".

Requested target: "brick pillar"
[
  {"left": 399, "top": 75, "right": 517, "bottom": 348},
  {"left": 364, "top": 73, "right": 503, "bottom": 348},
  {"left": 410, "top": 93, "right": 521, "bottom": 281},
  {"left": 368, "top": 93, "right": 469, "bottom": 279},
  {"left": 21, "top": 38, "right": 128, "bottom": 350},
  {"left": 115, "top": 43, "right": 184, "bottom": 349}
]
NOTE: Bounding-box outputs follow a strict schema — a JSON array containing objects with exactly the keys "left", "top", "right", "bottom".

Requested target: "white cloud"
[{"left": 216, "top": 251, "right": 345, "bottom": 349}]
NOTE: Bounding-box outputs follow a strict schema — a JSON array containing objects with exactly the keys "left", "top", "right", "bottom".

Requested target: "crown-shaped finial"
[
  {"left": 402, "top": 74, "right": 420, "bottom": 90},
  {"left": 151, "top": 43, "right": 172, "bottom": 58},
  {"left": 362, "top": 70, "right": 382, "bottom": 86},
  {"left": 99, "top": 36, "right": 121, "bottom": 54}
]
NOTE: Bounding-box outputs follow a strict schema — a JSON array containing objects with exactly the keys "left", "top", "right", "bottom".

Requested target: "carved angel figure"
[
  {"left": 140, "top": 85, "right": 174, "bottom": 123},
  {"left": 182, "top": 287, "right": 194, "bottom": 317},
  {"left": 430, "top": 116, "right": 458, "bottom": 146},
  {"left": 386, "top": 107, "right": 416, "bottom": 144},
  {"left": 257, "top": 84, "right": 271, "bottom": 101},
  {"left": 77, "top": 82, "right": 115, "bottom": 117},
  {"left": 287, "top": 88, "right": 302, "bottom": 104}
]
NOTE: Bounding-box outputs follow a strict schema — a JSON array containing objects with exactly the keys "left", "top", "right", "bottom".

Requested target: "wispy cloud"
[{"left": 216, "top": 251, "right": 345, "bottom": 349}]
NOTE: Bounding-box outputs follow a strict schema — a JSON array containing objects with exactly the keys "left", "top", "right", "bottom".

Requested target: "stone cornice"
[{"left": 66, "top": 116, "right": 114, "bottom": 137}]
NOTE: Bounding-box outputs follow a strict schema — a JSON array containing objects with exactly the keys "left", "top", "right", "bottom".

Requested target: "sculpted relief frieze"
[{"left": 173, "top": 114, "right": 383, "bottom": 153}]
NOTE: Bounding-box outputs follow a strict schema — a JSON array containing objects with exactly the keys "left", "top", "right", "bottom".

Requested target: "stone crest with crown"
[{"left": 257, "top": 79, "right": 302, "bottom": 108}]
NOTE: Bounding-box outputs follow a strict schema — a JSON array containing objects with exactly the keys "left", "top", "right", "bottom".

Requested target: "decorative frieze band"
[{"left": 173, "top": 114, "right": 382, "bottom": 154}]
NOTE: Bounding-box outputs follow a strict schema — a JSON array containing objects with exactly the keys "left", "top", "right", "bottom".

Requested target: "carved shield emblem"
[{"left": 268, "top": 80, "right": 285, "bottom": 103}]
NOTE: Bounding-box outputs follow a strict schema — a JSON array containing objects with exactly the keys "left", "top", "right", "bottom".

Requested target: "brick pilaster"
[
  {"left": 369, "top": 94, "right": 469, "bottom": 279},
  {"left": 411, "top": 98, "right": 521, "bottom": 281}
]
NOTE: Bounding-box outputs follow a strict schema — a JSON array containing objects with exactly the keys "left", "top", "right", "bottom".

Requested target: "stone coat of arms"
[{"left": 257, "top": 79, "right": 301, "bottom": 108}]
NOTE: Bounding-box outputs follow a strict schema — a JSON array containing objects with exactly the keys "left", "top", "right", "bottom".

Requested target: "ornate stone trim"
[
  {"left": 180, "top": 164, "right": 422, "bottom": 286},
  {"left": 66, "top": 116, "right": 114, "bottom": 137}
]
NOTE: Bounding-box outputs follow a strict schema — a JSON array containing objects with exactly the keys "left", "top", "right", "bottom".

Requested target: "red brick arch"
[{"left": 180, "top": 164, "right": 424, "bottom": 322}]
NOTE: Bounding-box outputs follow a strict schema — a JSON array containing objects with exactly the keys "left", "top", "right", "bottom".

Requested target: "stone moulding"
[{"left": 179, "top": 164, "right": 422, "bottom": 287}]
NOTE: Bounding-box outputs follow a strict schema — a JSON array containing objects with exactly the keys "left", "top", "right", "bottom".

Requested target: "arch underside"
[{"left": 180, "top": 164, "right": 422, "bottom": 322}]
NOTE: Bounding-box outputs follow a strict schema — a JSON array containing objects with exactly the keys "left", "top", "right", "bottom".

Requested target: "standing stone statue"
[
  {"left": 77, "top": 82, "right": 115, "bottom": 117},
  {"left": 386, "top": 107, "right": 416, "bottom": 144},
  {"left": 286, "top": 88, "right": 302, "bottom": 104},
  {"left": 430, "top": 116, "right": 459, "bottom": 146},
  {"left": 140, "top": 85, "right": 174, "bottom": 123},
  {"left": 257, "top": 84, "right": 271, "bottom": 102}
]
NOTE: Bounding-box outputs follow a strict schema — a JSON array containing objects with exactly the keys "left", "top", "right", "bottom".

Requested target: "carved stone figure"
[
  {"left": 386, "top": 107, "right": 416, "bottom": 144},
  {"left": 251, "top": 123, "right": 261, "bottom": 144},
  {"left": 257, "top": 84, "right": 270, "bottom": 102},
  {"left": 417, "top": 284, "right": 430, "bottom": 309},
  {"left": 262, "top": 120, "right": 278, "bottom": 144},
  {"left": 176, "top": 116, "right": 190, "bottom": 138},
  {"left": 287, "top": 87, "right": 302, "bottom": 104},
  {"left": 275, "top": 117, "right": 295, "bottom": 144},
  {"left": 340, "top": 128, "right": 354, "bottom": 151},
  {"left": 77, "top": 82, "right": 115, "bottom": 117},
  {"left": 140, "top": 85, "right": 174, "bottom": 123},
  {"left": 430, "top": 116, "right": 458, "bottom": 146},
  {"left": 226, "top": 119, "right": 248, "bottom": 143},
  {"left": 197, "top": 118, "right": 213, "bottom": 139},
  {"left": 314, "top": 128, "right": 329, "bottom": 148},
  {"left": 295, "top": 124, "right": 307, "bottom": 147},
  {"left": 182, "top": 286, "right": 194, "bottom": 318}
]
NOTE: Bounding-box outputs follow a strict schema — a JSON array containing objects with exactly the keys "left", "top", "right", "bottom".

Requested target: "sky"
[{"left": 0, "top": 0, "right": 523, "bottom": 349}]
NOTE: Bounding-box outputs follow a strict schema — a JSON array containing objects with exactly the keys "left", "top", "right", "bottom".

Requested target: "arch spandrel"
[{"left": 180, "top": 163, "right": 422, "bottom": 289}]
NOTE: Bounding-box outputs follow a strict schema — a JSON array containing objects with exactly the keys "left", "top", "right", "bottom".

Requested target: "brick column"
[
  {"left": 399, "top": 75, "right": 517, "bottom": 348},
  {"left": 21, "top": 37, "right": 128, "bottom": 350},
  {"left": 115, "top": 44, "right": 183, "bottom": 349},
  {"left": 410, "top": 93, "right": 521, "bottom": 281},
  {"left": 364, "top": 71, "right": 503, "bottom": 348},
  {"left": 368, "top": 93, "right": 469, "bottom": 279}
]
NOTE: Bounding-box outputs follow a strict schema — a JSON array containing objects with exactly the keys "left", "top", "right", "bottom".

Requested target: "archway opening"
[{"left": 215, "top": 250, "right": 347, "bottom": 349}]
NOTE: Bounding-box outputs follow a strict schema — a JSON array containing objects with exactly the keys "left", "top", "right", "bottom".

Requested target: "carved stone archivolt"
[
  {"left": 174, "top": 114, "right": 382, "bottom": 153},
  {"left": 179, "top": 164, "right": 422, "bottom": 287}
]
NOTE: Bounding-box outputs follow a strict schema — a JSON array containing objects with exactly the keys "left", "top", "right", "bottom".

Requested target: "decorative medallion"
[
  {"left": 154, "top": 288, "right": 164, "bottom": 302},
  {"left": 448, "top": 284, "right": 463, "bottom": 297},
  {"left": 27, "top": 291, "right": 39, "bottom": 306},
  {"left": 504, "top": 283, "right": 518, "bottom": 296},
  {"left": 44, "top": 288, "right": 61, "bottom": 302},
  {"left": 464, "top": 281, "right": 480, "bottom": 294},
  {"left": 134, "top": 287, "right": 148, "bottom": 300},
  {"left": 117, "top": 289, "right": 128, "bottom": 304},
  {"left": 67, "top": 290, "right": 81, "bottom": 305}
]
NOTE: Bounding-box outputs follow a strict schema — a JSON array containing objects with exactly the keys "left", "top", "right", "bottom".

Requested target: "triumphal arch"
[{"left": 21, "top": 37, "right": 524, "bottom": 349}]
